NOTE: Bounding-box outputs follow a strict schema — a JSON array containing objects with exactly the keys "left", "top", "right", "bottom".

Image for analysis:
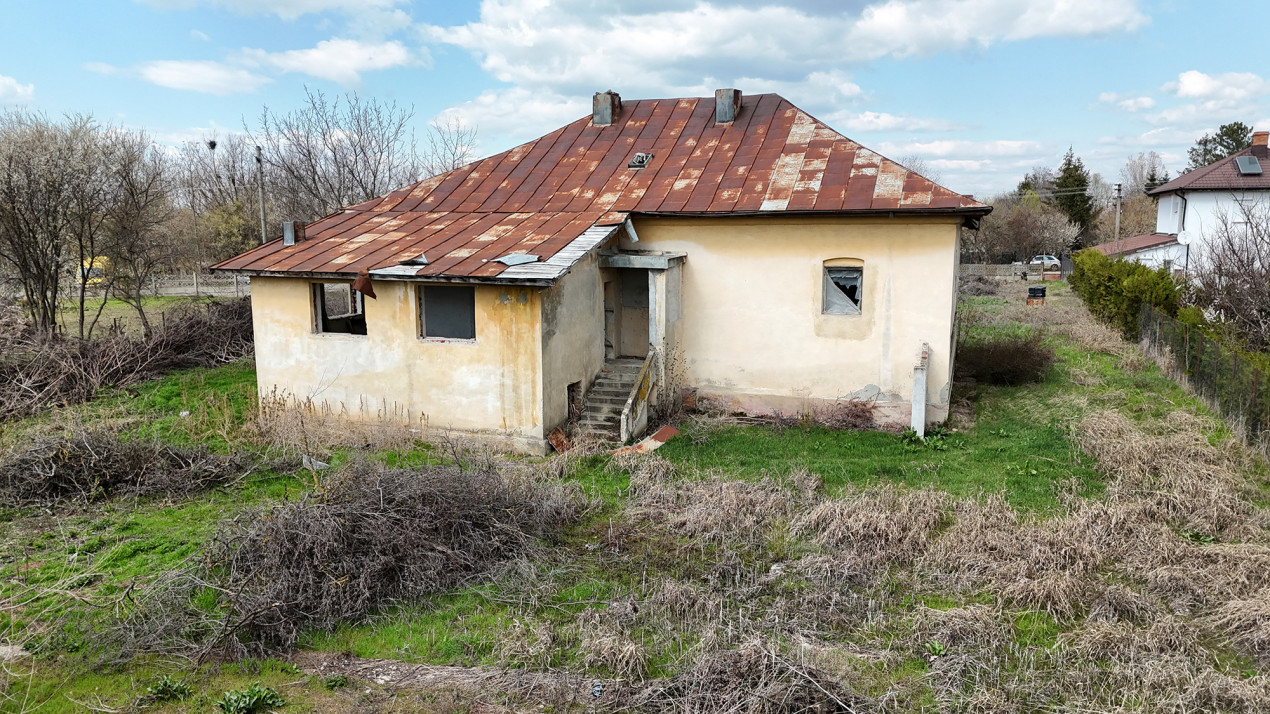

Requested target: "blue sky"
[{"left": 1, "top": 1, "right": 1267, "bottom": 197}]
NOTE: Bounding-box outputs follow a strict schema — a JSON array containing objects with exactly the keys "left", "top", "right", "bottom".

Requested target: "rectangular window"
[
  {"left": 823, "top": 267, "right": 862, "bottom": 315},
  {"left": 419, "top": 285, "right": 476, "bottom": 340},
  {"left": 313, "top": 282, "right": 366, "bottom": 335}
]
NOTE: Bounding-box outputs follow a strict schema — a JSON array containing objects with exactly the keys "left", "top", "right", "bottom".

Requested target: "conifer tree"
[{"left": 1051, "top": 148, "right": 1096, "bottom": 248}]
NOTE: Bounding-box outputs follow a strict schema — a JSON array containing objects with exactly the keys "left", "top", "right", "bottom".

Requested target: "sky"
[{"left": 0, "top": 0, "right": 1267, "bottom": 198}]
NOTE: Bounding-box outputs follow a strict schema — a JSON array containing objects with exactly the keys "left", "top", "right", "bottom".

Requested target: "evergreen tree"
[
  {"left": 1143, "top": 166, "right": 1170, "bottom": 194},
  {"left": 1051, "top": 148, "right": 1097, "bottom": 249},
  {"left": 1185, "top": 121, "right": 1253, "bottom": 171}
]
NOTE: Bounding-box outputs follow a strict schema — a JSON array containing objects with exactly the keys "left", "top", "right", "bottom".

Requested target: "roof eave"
[{"left": 208, "top": 267, "right": 560, "bottom": 288}]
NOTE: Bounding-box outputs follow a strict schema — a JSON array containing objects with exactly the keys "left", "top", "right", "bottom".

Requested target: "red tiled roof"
[
  {"left": 1149, "top": 145, "right": 1270, "bottom": 195},
  {"left": 214, "top": 94, "right": 989, "bottom": 283},
  {"left": 1089, "top": 233, "right": 1178, "bottom": 257}
]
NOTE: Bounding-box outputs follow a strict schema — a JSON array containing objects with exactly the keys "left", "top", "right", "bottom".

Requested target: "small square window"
[
  {"left": 419, "top": 285, "right": 476, "bottom": 340},
  {"left": 313, "top": 282, "right": 366, "bottom": 335},
  {"left": 823, "top": 267, "right": 862, "bottom": 315}
]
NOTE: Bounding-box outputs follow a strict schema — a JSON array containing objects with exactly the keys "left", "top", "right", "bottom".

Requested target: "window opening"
[
  {"left": 823, "top": 267, "right": 862, "bottom": 315},
  {"left": 313, "top": 282, "right": 366, "bottom": 335},
  {"left": 420, "top": 285, "right": 476, "bottom": 340}
]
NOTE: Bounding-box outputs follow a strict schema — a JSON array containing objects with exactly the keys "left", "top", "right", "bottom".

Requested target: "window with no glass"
[
  {"left": 823, "top": 266, "right": 863, "bottom": 315},
  {"left": 313, "top": 282, "right": 366, "bottom": 335},
  {"left": 419, "top": 285, "right": 476, "bottom": 340}
]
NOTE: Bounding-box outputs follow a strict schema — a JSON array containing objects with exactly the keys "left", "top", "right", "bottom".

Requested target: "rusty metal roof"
[{"left": 214, "top": 93, "right": 989, "bottom": 283}]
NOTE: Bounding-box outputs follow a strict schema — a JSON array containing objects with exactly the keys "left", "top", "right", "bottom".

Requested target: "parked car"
[{"left": 1029, "top": 254, "right": 1060, "bottom": 272}]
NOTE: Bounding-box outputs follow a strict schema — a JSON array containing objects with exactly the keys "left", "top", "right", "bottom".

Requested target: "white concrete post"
[
  {"left": 911, "top": 342, "right": 931, "bottom": 437},
  {"left": 648, "top": 268, "right": 668, "bottom": 405}
]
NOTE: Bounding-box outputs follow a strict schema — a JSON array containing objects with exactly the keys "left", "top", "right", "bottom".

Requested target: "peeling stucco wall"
[
  {"left": 619, "top": 214, "right": 960, "bottom": 425},
  {"left": 540, "top": 252, "right": 606, "bottom": 433},
  {"left": 250, "top": 277, "right": 546, "bottom": 452}
]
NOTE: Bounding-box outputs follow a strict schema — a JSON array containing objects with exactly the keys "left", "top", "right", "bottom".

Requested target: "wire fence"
[{"left": 1139, "top": 304, "right": 1270, "bottom": 444}]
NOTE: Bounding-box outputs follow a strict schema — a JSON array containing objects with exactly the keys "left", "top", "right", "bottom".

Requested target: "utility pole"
[
  {"left": 1113, "top": 182, "right": 1123, "bottom": 255},
  {"left": 256, "top": 143, "right": 266, "bottom": 243}
]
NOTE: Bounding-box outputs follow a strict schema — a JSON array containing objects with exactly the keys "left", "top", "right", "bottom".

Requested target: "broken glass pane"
[{"left": 823, "top": 267, "right": 862, "bottom": 315}]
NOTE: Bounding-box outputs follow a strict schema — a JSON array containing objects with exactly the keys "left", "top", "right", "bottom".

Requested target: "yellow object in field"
[{"left": 79, "top": 257, "right": 111, "bottom": 286}]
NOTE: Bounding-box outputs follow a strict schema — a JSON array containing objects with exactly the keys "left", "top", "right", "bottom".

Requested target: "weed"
[
  {"left": 321, "top": 674, "right": 348, "bottom": 690},
  {"left": 213, "top": 682, "right": 285, "bottom": 714},
  {"left": 145, "top": 674, "right": 192, "bottom": 701}
]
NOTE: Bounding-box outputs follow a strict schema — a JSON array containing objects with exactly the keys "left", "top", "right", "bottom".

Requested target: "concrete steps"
[{"left": 578, "top": 358, "right": 644, "bottom": 440}]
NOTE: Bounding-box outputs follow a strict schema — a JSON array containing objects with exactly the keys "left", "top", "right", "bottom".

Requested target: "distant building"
[{"left": 1107, "top": 130, "right": 1270, "bottom": 273}]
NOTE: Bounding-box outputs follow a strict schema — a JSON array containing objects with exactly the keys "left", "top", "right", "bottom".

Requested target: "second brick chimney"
[{"left": 1253, "top": 130, "right": 1269, "bottom": 158}]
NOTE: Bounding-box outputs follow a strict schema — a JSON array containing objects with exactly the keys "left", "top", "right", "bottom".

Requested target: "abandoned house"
[{"left": 212, "top": 89, "right": 991, "bottom": 454}]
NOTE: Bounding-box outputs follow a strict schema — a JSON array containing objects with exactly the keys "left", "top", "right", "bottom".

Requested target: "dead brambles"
[
  {"left": 110, "top": 458, "right": 592, "bottom": 658},
  {"left": 631, "top": 637, "right": 874, "bottom": 713},
  {"left": 0, "top": 298, "right": 252, "bottom": 422},
  {"left": 0, "top": 427, "right": 251, "bottom": 505}
]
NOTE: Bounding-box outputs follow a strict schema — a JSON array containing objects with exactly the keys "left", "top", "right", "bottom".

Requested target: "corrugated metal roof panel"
[{"left": 213, "top": 93, "right": 989, "bottom": 283}]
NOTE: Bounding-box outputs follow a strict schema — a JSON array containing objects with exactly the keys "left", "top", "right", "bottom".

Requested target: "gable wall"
[
  {"left": 621, "top": 215, "right": 961, "bottom": 424},
  {"left": 249, "top": 276, "right": 546, "bottom": 452}
]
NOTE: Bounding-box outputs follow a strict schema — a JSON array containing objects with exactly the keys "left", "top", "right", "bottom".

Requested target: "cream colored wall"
[
  {"left": 250, "top": 277, "right": 545, "bottom": 450},
  {"left": 620, "top": 215, "right": 961, "bottom": 423},
  {"left": 540, "top": 253, "right": 606, "bottom": 432}
]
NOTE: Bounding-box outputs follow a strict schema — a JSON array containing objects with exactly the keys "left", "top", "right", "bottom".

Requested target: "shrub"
[
  {"left": 959, "top": 274, "right": 1000, "bottom": 296},
  {"left": 1069, "top": 249, "right": 1181, "bottom": 338},
  {"left": 956, "top": 333, "right": 1056, "bottom": 385},
  {"left": 213, "top": 682, "right": 284, "bottom": 714}
]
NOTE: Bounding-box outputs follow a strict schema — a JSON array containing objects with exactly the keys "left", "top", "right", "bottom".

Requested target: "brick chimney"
[
  {"left": 1253, "top": 130, "right": 1269, "bottom": 158},
  {"left": 715, "top": 88, "right": 742, "bottom": 124},
  {"left": 592, "top": 90, "right": 621, "bottom": 126}
]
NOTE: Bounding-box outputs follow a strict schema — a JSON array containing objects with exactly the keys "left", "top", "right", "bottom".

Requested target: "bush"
[
  {"left": 1069, "top": 250, "right": 1181, "bottom": 338},
  {"left": 956, "top": 333, "right": 1056, "bottom": 386},
  {"left": 959, "top": 274, "right": 1000, "bottom": 296},
  {"left": 0, "top": 429, "right": 248, "bottom": 505},
  {"left": 201, "top": 459, "right": 588, "bottom": 652}
]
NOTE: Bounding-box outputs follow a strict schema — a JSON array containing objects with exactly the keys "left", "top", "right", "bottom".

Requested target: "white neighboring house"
[{"left": 1101, "top": 130, "right": 1270, "bottom": 273}]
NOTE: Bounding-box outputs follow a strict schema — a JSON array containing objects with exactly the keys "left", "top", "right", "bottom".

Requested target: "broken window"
[
  {"left": 313, "top": 282, "right": 366, "bottom": 335},
  {"left": 823, "top": 266, "right": 863, "bottom": 315},
  {"left": 419, "top": 285, "right": 476, "bottom": 340}
]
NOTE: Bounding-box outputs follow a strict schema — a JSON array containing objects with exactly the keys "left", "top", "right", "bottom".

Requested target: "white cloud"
[
  {"left": 139, "top": 0, "right": 404, "bottom": 21},
  {"left": 843, "top": 0, "right": 1147, "bottom": 61},
  {"left": 0, "top": 74, "right": 34, "bottom": 105},
  {"left": 878, "top": 139, "right": 1044, "bottom": 157},
  {"left": 239, "top": 38, "right": 418, "bottom": 85},
  {"left": 1164, "top": 70, "right": 1269, "bottom": 103},
  {"left": 830, "top": 110, "right": 965, "bottom": 132},
  {"left": 138, "top": 60, "right": 271, "bottom": 95},
  {"left": 1099, "top": 92, "right": 1156, "bottom": 112},
  {"left": 424, "top": 0, "right": 1146, "bottom": 99},
  {"left": 434, "top": 87, "right": 590, "bottom": 150},
  {"left": 191, "top": 29, "right": 210, "bottom": 41}
]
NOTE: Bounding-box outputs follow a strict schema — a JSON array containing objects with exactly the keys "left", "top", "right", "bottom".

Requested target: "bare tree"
[
  {"left": 104, "top": 130, "right": 174, "bottom": 338},
  {"left": 1193, "top": 199, "right": 1270, "bottom": 349},
  {"left": 971, "top": 192, "right": 1080, "bottom": 264},
  {"left": 0, "top": 111, "right": 95, "bottom": 333},
  {"left": 1120, "top": 151, "right": 1167, "bottom": 196},
  {"left": 250, "top": 88, "right": 425, "bottom": 222},
  {"left": 176, "top": 133, "right": 274, "bottom": 263},
  {"left": 423, "top": 115, "right": 478, "bottom": 177},
  {"left": 898, "top": 153, "right": 941, "bottom": 184}
]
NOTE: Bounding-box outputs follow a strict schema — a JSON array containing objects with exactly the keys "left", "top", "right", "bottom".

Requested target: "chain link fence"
[{"left": 1139, "top": 304, "right": 1270, "bottom": 444}]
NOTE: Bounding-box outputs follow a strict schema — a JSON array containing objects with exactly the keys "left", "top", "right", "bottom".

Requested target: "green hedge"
[{"left": 1068, "top": 249, "right": 1182, "bottom": 338}]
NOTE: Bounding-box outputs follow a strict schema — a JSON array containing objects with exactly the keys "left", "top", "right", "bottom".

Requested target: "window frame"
[
  {"left": 417, "top": 284, "right": 477, "bottom": 342},
  {"left": 822, "top": 265, "right": 864, "bottom": 316},
  {"left": 312, "top": 281, "right": 367, "bottom": 336}
]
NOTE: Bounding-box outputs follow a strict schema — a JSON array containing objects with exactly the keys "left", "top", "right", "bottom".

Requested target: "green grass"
[{"left": 56, "top": 295, "right": 206, "bottom": 337}]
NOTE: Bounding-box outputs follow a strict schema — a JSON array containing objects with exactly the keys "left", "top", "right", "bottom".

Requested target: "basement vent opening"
[
  {"left": 493, "top": 253, "right": 539, "bottom": 266},
  {"left": 1236, "top": 155, "right": 1263, "bottom": 176},
  {"left": 628, "top": 152, "right": 653, "bottom": 169}
]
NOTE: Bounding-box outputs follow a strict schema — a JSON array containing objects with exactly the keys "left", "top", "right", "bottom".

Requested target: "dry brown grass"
[
  {"left": 793, "top": 486, "right": 949, "bottom": 570},
  {"left": 633, "top": 475, "right": 798, "bottom": 546},
  {"left": 250, "top": 390, "right": 422, "bottom": 457}
]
